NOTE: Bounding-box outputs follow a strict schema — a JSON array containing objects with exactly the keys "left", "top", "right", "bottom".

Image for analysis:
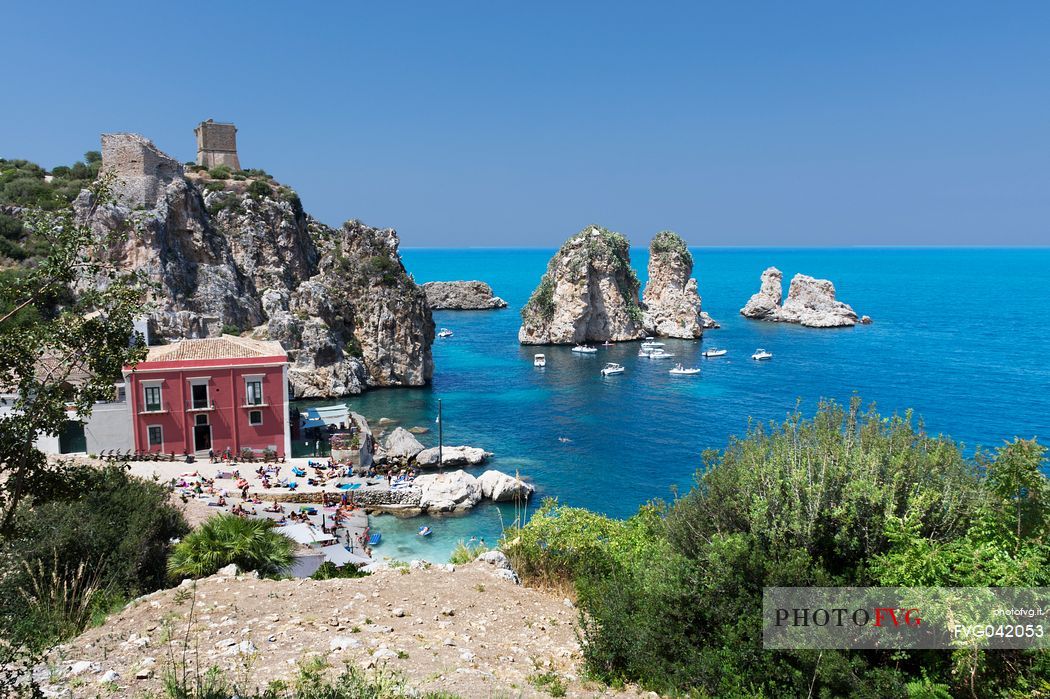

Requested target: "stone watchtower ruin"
[{"left": 194, "top": 119, "right": 240, "bottom": 170}]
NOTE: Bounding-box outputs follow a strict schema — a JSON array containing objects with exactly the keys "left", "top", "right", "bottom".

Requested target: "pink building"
[{"left": 124, "top": 335, "right": 291, "bottom": 457}]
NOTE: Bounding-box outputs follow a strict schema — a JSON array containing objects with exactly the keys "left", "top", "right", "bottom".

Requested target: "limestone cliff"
[
  {"left": 79, "top": 133, "right": 433, "bottom": 397},
  {"left": 740, "top": 266, "right": 862, "bottom": 328},
  {"left": 641, "top": 231, "right": 716, "bottom": 338},
  {"left": 518, "top": 226, "right": 645, "bottom": 345}
]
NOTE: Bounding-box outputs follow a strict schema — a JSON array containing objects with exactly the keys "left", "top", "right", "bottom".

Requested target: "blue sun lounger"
[
  {"left": 337, "top": 483, "right": 362, "bottom": 491},
  {"left": 368, "top": 533, "right": 381, "bottom": 546}
]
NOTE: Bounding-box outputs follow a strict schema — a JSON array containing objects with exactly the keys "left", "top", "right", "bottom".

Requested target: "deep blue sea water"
[{"left": 338, "top": 248, "right": 1049, "bottom": 562}]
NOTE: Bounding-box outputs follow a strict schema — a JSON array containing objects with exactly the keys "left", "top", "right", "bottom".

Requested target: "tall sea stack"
[
  {"left": 641, "top": 230, "right": 715, "bottom": 338},
  {"left": 518, "top": 226, "right": 645, "bottom": 345}
]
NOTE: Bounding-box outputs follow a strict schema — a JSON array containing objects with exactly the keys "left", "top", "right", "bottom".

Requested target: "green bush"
[
  {"left": 247, "top": 179, "right": 272, "bottom": 198},
  {"left": 448, "top": 540, "right": 489, "bottom": 565},
  {"left": 167, "top": 514, "right": 296, "bottom": 579},
  {"left": 363, "top": 254, "right": 404, "bottom": 286},
  {"left": 0, "top": 465, "right": 188, "bottom": 649},
  {"left": 204, "top": 180, "right": 225, "bottom": 192},
  {"left": 503, "top": 400, "right": 1050, "bottom": 696},
  {"left": 208, "top": 164, "right": 232, "bottom": 179},
  {"left": 311, "top": 561, "right": 369, "bottom": 580}
]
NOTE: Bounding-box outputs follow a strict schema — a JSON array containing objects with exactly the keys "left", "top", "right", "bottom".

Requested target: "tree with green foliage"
[
  {"left": 0, "top": 464, "right": 188, "bottom": 649},
  {"left": 0, "top": 177, "right": 150, "bottom": 530},
  {"left": 167, "top": 514, "right": 296, "bottom": 579}
]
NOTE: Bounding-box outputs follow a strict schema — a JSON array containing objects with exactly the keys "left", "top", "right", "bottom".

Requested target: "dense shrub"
[
  {"left": 504, "top": 399, "right": 1050, "bottom": 696},
  {"left": 208, "top": 164, "right": 232, "bottom": 179},
  {"left": 247, "top": 178, "right": 272, "bottom": 198},
  {"left": 0, "top": 465, "right": 188, "bottom": 649},
  {"left": 167, "top": 514, "right": 296, "bottom": 579},
  {"left": 363, "top": 254, "right": 404, "bottom": 286}
]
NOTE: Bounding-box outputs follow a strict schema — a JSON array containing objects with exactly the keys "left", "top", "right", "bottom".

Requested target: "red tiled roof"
[{"left": 143, "top": 335, "right": 287, "bottom": 363}]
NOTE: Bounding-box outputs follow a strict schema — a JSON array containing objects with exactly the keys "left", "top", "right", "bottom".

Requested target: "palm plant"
[{"left": 167, "top": 514, "right": 295, "bottom": 579}]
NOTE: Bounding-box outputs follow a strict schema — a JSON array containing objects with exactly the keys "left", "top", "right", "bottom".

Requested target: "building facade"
[{"left": 124, "top": 336, "right": 290, "bottom": 457}]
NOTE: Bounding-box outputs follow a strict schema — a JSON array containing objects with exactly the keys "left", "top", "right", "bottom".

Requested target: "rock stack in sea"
[
  {"left": 740, "top": 266, "right": 863, "bottom": 328},
  {"left": 518, "top": 226, "right": 645, "bottom": 344},
  {"left": 78, "top": 132, "right": 433, "bottom": 397},
  {"left": 422, "top": 281, "right": 507, "bottom": 310},
  {"left": 641, "top": 230, "right": 717, "bottom": 338}
]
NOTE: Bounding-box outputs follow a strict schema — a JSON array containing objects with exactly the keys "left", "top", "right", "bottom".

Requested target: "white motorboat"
[
  {"left": 669, "top": 364, "right": 701, "bottom": 376},
  {"left": 647, "top": 349, "right": 675, "bottom": 359},
  {"left": 601, "top": 362, "right": 625, "bottom": 376},
  {"left": 751, "top": 348, "right": 773, "bottom": 361},
  {"left": 534, "top": 353, "right": 546, "bottom": 367},
  {"left": 602, "top": 341, "right": 613, "bottom": 346},
  {"left": 571, "top": 345, "right": 598, "bottom": 354},
  {"left": 702, "top": 348, "right": 727, "bottom": 358},
  {"left": 437, "top": 328, "right": 454, "bottom": 338},
  {"left": 641, "top": 340, "right": 665, "bottom": 350}
]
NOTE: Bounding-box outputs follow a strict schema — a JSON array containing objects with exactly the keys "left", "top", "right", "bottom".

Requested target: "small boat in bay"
[
  {"left": 534, "top": 353, "right": 546, "bottom": 367},
  {"left": 669, "top": 364, "right": 701, "bottom": 376},
  {"left": 438, "top": 328, "right": 454, "bottom": 338},
  {"left": 702, "top": 348, "right": 727, "bottom": 357},
  {"left": 647, "top": 349, "right": 674, "bottom": 359},
  {"left": 572, "top": 345, "right": 598, "bottom": 354},
  {"left": 601, "top": 362, "right": 625, "bottom": 376},
  {"left": 751, "top": 349, "right": 773, "bottom": 361}
]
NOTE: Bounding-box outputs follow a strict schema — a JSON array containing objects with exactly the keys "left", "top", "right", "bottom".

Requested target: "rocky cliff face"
[
  {"left": 80, "top": 133, "right": 433, "bottom": 397},
  {"left": 740, "top": 266, "right": 861, "bottom": 328},
  {"left": 519, "top": 226, "right": 645, "bottom": 344},
  {"left": 641, "top": 230, "right": 716, "bottom": 338},
  {"left": 422, "top": 281, "right": 507, "bottom": 310}
]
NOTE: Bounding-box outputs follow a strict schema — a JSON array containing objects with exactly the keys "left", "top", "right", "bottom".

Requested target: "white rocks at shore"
[
  {"left": 415, "top": 445, "right": 492, "bottom": 468},
  {"left": 382, "top": 427, "right": 425, "bottom": 463},
  {"left": 423, "top": 281, "right": 508, "bottom": 310},
  {"left": 740, "top": 267, "right": 863, "bottom": 328},
  {"left": 416, "top": 470, "right": 482, "bottom": 512},
  {"left": 478, "top": 470, "right": 534, "bottom": 502}
]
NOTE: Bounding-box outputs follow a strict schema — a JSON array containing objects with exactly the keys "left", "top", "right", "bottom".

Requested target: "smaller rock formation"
[
  {"left": 478, "top": 470, "right": 534, "bottom": 502},
  {"left": 740, "top": 267, "right": 862, "bottom": 328},
  {"left": 382, "top": 427, "right": 425, "bottom": 463},
  {"left": 415, "top": 470, "right": 482, "bottom": 512},
  {"left": 423, "top": 281, "right": 507, "bottom": 310},
  {"left": 740, "top": 267, "right": 784, "bottom": 320},
  {"left": 519, "top": 226, "right": 645, "bottom": 345},
  {"left": 415, "top": 445, "right": 492, "bottom": 468},
  {"left": 641, "top": 230, "right": 714, "bottom": 338}
]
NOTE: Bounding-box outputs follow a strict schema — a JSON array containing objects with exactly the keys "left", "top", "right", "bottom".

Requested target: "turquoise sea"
[{"left": 338, "top": 248, "right": 1049, "bottom": 562}]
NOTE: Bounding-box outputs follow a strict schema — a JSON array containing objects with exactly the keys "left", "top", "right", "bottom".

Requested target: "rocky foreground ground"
[{"left": 41, "top": 559, "right": 641, "bottom": 698}]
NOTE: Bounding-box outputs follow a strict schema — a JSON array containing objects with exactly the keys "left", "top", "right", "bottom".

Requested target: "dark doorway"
[
  {"left": 193, "top": 423, "right": 211, "bottom": 451},
  {"left": 58, "top": 420, "right": 86, "bottom": 454}
]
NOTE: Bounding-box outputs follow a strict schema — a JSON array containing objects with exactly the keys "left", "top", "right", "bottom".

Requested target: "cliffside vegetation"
[
  {"left": 504, "top": 399, "right": 1049, "bottom": 697},
  {"left": 0, "top": 153, "right": 101, "bottom": 263},
  {"left": 649, "top": 229, "right": 692, "bottom": 267}
]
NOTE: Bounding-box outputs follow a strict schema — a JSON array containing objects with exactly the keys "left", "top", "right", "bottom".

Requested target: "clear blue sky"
[{"left": 3, "top": 2, "right": 1047, "bottom": 247}]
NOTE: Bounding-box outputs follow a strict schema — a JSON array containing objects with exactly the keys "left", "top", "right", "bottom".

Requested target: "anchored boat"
[
  {"left": 601, "top": 362, "right": 625, "bottom": 376},
  {"left": 751, "top": 349, "right": 773, "bottom": 360},
  {"left": 534, "top": 353, "right": 546, "bottom": 367},
  {"left": 572, "top": 345, "right": 598, "bottom": 354},
  {"left": 702, "top": 348, "right": 727, "bottom": 357},
  {"left": 669, "top": 364, "right": 701, "bottom": 376},
  {"left": 438, "top": 328, "right": 454, "bottom": 338}
]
